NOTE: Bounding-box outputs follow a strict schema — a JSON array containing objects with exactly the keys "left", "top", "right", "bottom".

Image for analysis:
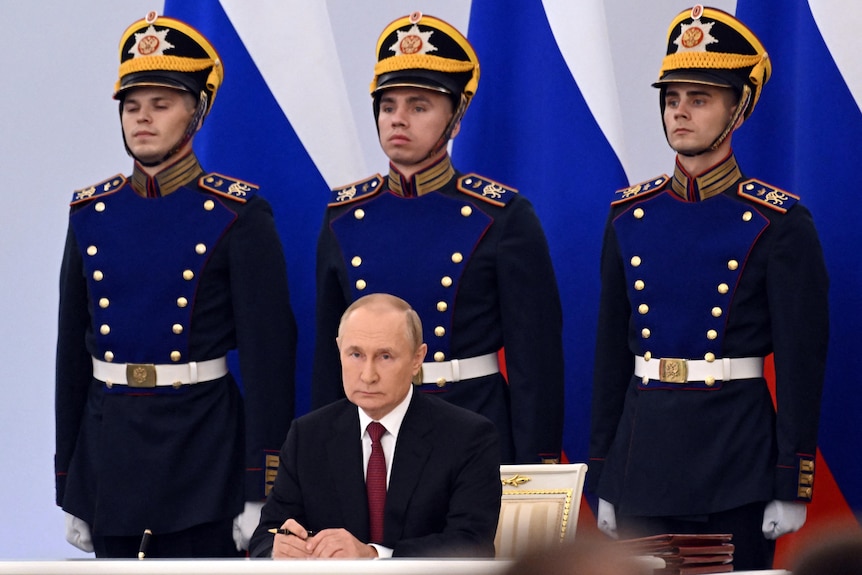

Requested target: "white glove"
[
  {"left": 64, "top": 512, "right": 94, "bottom": 553},
  {"left": 597, "top": 498, "right": 619, "bottom": 539},
  {"left": 761, "top": 500, "right": 807, "bottom": 540},
  {"left": 233, "top": 501, "right": 264, "bottom": 551}
]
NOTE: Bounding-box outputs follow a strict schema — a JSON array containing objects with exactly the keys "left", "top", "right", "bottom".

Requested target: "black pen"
[
  {"left": 137, "top": 528, "right": 152, "bottom": 560},
  {"left": 268, "top": 528, "right": 316, "bottom": 539}
]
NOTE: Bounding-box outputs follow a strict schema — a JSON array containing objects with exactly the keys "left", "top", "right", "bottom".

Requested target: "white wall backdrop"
[{"left": 36, "top": 0, "right": 862, "bottom": 561}]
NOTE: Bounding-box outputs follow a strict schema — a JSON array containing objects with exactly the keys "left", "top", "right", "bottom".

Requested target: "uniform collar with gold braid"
[
  {"left": 671, "top": 152, "right": 742, "bottom": 202},
  {"left": 387, "top": 154, "right": 455, "bottom": 198},
  {"left": 130, "top": 151, "right": 204, "bottom": 198}
]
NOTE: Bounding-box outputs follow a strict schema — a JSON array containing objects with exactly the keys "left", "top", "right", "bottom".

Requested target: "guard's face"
[
  {"left": 663, "top": 82, "right": 737, "bottom": 155},
  {"left": 377, "top": 87, "right": 457, "bottom": 173},
  {"left": 121, "top": 86, "right": 196, "bottom": 166},
  {"left": 338, "top": 306, "right": 426, "bottom": 421}
]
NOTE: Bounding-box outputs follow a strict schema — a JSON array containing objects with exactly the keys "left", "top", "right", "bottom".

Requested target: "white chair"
[{"left": 495, "top": 463, "right": 588, "bottom": 558}]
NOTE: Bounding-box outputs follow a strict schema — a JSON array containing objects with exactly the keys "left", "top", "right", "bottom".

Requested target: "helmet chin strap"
[
  {"left": 123, "top": 91, "right": 208, "bottom": 167},
  {"left": 425, "top": 93, "right": 468, "bottom": 161}
]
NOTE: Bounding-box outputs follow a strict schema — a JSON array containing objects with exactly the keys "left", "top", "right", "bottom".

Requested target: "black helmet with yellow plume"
[
  {"left": 653, "top": 5, "right": 771, "bottom": 154},
  {"left": 114, "top": 11, "right": 223, "bottom": 166},
  {"left": 370, "top": 11, "right": 479, "bottom": 157}
]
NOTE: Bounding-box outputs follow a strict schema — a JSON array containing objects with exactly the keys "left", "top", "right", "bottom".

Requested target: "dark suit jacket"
[{"left": 249, "top": 390, "right": 501, "bottom": 557}]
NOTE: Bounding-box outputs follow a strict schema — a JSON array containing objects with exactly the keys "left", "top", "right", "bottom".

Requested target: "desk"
[
  {"left": 0, "top": 559, "right": 512, "bottom": 575},
  {"left": 0, "top": 560, "right": 791, "bottom": 575}
]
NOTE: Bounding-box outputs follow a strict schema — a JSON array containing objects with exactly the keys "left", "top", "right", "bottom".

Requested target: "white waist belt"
[
  {"left": 634, "top": 355, "right": 764, "bottom": 383},
  {"left": 92, "top": 356, "right": 228, "bottom": 388},
  {"left": 420, "top": 352, "right": 500, "bottom": 386}
]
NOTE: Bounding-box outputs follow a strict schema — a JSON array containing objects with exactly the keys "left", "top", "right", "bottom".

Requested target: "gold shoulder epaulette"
[
  {"left": 70, "top": 174, "right": 126, "bottom": 206},
  {"left": 198, "top": 172, "right": 259, "bottom": 203},
  {"left": 737, "top": 178, "right": 799, "bottom": 213},
  {"left": 611, "top": 175, "right": 669, "bottom": 206},
  {"left": 457, "top": 173, "right": 518, "bottom": 207},
  {"left": 328, "top": 174, "right": 384, "bottom": 207}
]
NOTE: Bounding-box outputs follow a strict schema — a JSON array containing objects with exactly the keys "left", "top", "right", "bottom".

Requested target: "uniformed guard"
[
  {"left": 588, "top": 5, "right": 829, "bottom": 570},
  {"left": 55, "top": 12, "right": 297, "bottom": 558},
  {"left": 312, "top": 12, "right": 565, "bottom": 464}
]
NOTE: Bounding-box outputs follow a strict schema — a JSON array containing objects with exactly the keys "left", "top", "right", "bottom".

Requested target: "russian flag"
[
  {"left": 163, "top": 0, "right": 338, "bottom": 416},
  {"left": 452, "top": 0, "right": 629, "bottom": 474},
  {"left": 734, "top": 0, "right": 862, "bottom": 566}
]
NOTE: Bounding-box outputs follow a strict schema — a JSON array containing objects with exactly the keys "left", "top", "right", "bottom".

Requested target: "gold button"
[
  {"left": 704, "top": 352, "right": 716, "bottom": 362},
  {"left": 87, "top": 245, "right": 98, "bottom": 256},
  {"left": 718, "top": 283, "right": 729, "bottom": 294},
  {"left": 354, "top": 208, "right": 365, "bottom": 220},
  {"left": 104, "top": 351, "right": 114, "bottom": 362},
  {"left": 95, "top": 202, "right": 106, "bottom": 212},
  {"left": 170, "top": 351, "right": 182, "bottom": 362},
  {"left": 183, "top": 270, "right": 194, "bottom": 281},
  {"left": 643, "top": 351, "right": 652, "bottom": 361},
  {"left": 93, "top": 270, "right": 104, "bottom": 281},
  {"left": 99, "top": 298, "right": 110, "bottom": 309},
  {"left": 728, "top": 259, "right": 739, "bottom": 271},
  {"left": 630, "top": 256, "right": 642, "bottom": 267},
  {"left": 437, "top": 301, "right": 448, "bottom": 312},
  {"left": 434, "top": 351, "right": 445, "bottom": 362},
  {"left": 633, "top": 208, "right": 644, "bottom": 219},
  {"left": 641, "top": 328, "right": 651, "bottom": 339},
  {"left": 461, "top": 206, "right": 472, "bottom": 217},
  {"left": 100, "top": 324, "right": 110, "bottom": 335},
  {"left": 173, "top": 324, "right": 183, "bottom": 335},
  {"left": 436, "top": 378, "right": 447, "bottom": 387},
  {"left": 707, "top": 329, "right": 718, "bottom": 340},
  {"left": 434, "top": 326, "right": 445, "bottom": 337},
  {"left": 638, "top": 304, "right": 649, "bottom": 315},
  {"left": 642, "top": 376, "right": 649, "bottom": 385},
  {"left": 712, "top": 307, "right": 722, "bottom": 318},
  {"left": 351, "top": 256, "right": 362, "bottom": 267},
  {"left": 705, "top": 376, "right": 716, "bottom": 386},
  {"left": 742, "top": 211, "right": 753, "bottom": 222},
  {"left": 177, "top": 297, "right": 188, "bottom": 308},
  {"left": 634, "top": 280, "right": 645, "bottom": 291},
  {"left": 356, "top": 279, "right": 367, "bottom": 290},
  {"left": 441, "top": 276, "right": 453, "bottom": 288},
  {"left": 195, "top": 243, "right": 207, "bottom": 255},
  {"left": 451, "top": 252, "right": 463, "bottom": 264},
  {"left": 204, "top": 199, "right": 215, "bottom": 211}
]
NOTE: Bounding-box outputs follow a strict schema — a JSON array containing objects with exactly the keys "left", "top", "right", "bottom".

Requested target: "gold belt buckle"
[
  {"left": 659, "top": 358, "right": 688, "bottom": 383},
  {"left": 126, "top": 364, "right": 157, "bottom": 387}
]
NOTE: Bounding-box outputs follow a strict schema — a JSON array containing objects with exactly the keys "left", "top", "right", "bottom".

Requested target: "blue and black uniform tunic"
[
  {"left": 55, "top": 152, "right": 296, "bottom": 537},
  {"left": 589, "top": 152, "right": 828, "bottom": 517}
]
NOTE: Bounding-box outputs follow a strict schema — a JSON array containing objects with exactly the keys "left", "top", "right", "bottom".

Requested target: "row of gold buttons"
[{"left": 90, "top": 199, "right": 216, "bottom": 364}]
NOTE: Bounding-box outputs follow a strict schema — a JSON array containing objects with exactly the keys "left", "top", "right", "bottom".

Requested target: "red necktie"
[{"left": 366, "top": 421, "right": 387, "bottom": 544}]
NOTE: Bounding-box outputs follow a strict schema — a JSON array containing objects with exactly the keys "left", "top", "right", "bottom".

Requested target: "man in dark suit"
[{"left": 250, "top": 293, "right": 501, "bottom": 558}]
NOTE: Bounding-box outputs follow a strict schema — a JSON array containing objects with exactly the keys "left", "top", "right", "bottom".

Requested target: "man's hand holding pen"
[
  {"left": 270, "top": 518, "right": 316, "bottom": 558},
  {"left": 270, "top": 518, "right": 378, "bottom": 559}
]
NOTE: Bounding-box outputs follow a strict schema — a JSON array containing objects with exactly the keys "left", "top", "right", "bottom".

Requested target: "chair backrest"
[{"left": 495, "top": 463, "right": 588, "bottom": 558}]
